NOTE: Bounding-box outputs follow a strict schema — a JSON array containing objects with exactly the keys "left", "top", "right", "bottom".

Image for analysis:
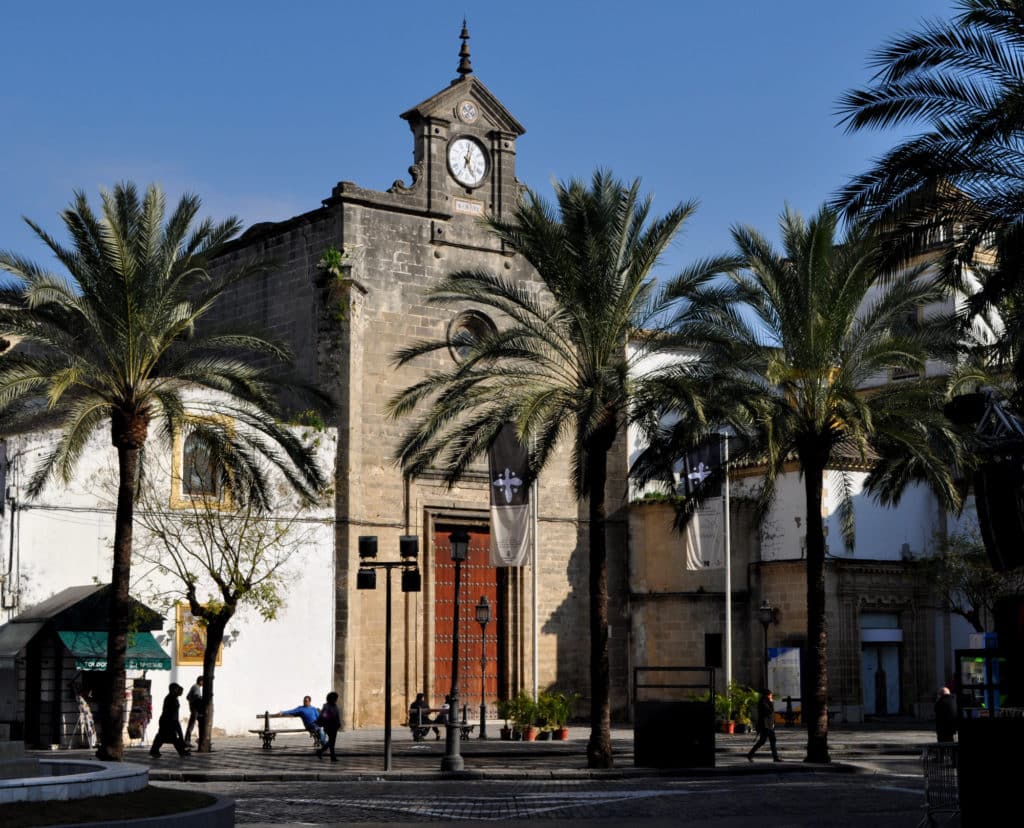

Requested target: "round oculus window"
[{"left": 447, "top": 311, "right": 496, "bottom": 362}]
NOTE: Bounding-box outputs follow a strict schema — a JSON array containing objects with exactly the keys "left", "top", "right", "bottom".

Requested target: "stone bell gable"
[{"left": 327, "top": 31, "right": 526, "bottom": 248}]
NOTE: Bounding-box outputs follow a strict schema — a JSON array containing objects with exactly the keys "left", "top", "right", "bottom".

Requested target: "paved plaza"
[
  {"left": 33, "top": 720, "right": 937, "bottom": 781},
  {"left": 26, "top": 722, "right": 956, "bottom": 826}
]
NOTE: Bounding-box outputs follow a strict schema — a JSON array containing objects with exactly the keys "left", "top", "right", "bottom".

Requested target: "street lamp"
[
  {"left": 475, "top": 595, "right": 491, "bottom": 739},
  {"left": 356, "top": 534, "right": 421, "bottom": 771},
  {"left": 442, "top": 528, "right": 469, "bottom": 772},
  {"left": 757, "top": 599, "right": 777, "bottom": 690}
]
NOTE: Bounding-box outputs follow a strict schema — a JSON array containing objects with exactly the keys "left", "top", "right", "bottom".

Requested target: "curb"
[{"left": 42, "top": 794, "right": 234, "bottom": 828}]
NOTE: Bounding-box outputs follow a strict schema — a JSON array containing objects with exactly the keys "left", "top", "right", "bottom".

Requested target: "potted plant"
[
  {"left": 496, "top": 698, "right": 513, "bottom": 740},
  {"left": 729, "top": 682, "right": 758, "bottom": 734},
  {"left": 558, "top": 691, "right": 580, "bottom": 739},
  {"left": 714, "top": 691, "right": 734, "bottom": 733},
  {"left": 542, "top": 690, "right": 579, "bottom": 740},
  {"left": 536, "top": 690, "right": 556, "bottom": 740},
  {"left": 509, "top": 690, "right": 537, "bottom": 741}
]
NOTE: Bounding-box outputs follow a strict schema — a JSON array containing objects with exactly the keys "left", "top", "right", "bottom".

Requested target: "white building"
[{"left": 0, "top": 420, "right": 336, "bottom": 745}]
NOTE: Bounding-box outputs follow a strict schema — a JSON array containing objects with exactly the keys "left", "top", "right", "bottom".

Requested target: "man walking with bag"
[
  {"left": 747, "top": 689, "right": 782, "bottom": 762},
  {"left": 184, "top": 676, "right": 203, "bottom": 747}
]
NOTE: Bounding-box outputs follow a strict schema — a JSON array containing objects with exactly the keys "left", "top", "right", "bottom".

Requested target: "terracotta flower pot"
[
  {"left": 555, "top": 727, "right": 569, "bottom": 740},
  {"left": 722, "top": 720, "right": 735, "bottom": 734},
  {"left": 522, "top": 725, "right": 537, "bottom": 741}
]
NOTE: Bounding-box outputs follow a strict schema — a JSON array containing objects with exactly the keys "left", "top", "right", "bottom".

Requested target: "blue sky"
[{"left": 1, "top": 0, "right": 952, "bottom": 279}]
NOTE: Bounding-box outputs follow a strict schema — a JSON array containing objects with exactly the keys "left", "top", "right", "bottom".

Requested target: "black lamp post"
[
  {"left": 442, "top": 528, "right": 469, "bottom": 772},
  {"left": 356, "top": 534, "right": 421, "bottom": 771},
  {"left": 475, "top": 595, "right": 491, "bottom": 739},
  {"left": 757, "top": 599, "right": 777, "bottom": 690}
]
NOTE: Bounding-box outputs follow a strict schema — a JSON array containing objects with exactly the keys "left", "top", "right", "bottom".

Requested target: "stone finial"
[{"left": 457, "top": 19, "right": 472, "bottom": 78}]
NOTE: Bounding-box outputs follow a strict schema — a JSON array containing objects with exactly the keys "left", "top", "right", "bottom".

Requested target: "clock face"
[
  {"left": 457, "top": 99, "right": 479, "bottom": 124},
  {"left": 448, "top": 137, "right": 487, "bottom": 188}
]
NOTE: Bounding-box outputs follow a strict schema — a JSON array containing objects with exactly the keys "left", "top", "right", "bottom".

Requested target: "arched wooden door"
[{"left": 433, "top": 525, "right": 501, "bottom": 708}]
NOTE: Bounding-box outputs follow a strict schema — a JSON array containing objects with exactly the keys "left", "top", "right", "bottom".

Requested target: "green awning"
[{"left": 58, "top": 630, "right": 172, "bottom": 671}]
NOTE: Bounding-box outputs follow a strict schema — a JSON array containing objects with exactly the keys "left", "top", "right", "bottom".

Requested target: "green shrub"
[
  {"left": 537, "top": 689, "right": 580, "bottom": 728},
  {"left": 496, "top": 697, "right": 513, "bottom": 725},
  {"left": 728, "top": 682, "right": 759, "bottom": 727},
  {"left": 506, "top": 690, "right": 538, "bottom": 729}
]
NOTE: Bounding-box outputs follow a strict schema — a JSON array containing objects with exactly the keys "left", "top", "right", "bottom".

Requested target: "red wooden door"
[{"left": 433, "top": 526, "right": 499, "bottom": 707}]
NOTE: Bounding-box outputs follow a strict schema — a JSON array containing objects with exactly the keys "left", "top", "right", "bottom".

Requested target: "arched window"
[
  {"left": 170, "top": 416, "right": 233, "bottom": 509},
  {"left": 182, "top": 433, "right": 219, "bottom": 498}
]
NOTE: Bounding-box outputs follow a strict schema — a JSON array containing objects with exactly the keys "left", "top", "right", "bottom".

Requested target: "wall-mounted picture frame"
[{"left": 175, "top": 603, "right": 222, "bottom": 666}]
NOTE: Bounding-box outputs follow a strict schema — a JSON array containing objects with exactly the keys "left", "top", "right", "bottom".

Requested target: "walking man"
[
  {"left": 747, "top": 688, "right": 781, "bottom": 762},
  {"left": 149, "top": 683, "right": 190, "bottom": 758},
  {"left": 184, "top": 676, "right": 203, "bottom": 747},
  {"left": 934, "top": 686, "right": 957, "bottom": 743}
]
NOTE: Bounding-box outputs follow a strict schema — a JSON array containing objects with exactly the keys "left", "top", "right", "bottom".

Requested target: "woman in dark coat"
[
  {"left": 149, "top": 683, "right": 190, "bottom": 758},
  {"left": 316, "top": 691, "right": 341, "bottom": 761}
]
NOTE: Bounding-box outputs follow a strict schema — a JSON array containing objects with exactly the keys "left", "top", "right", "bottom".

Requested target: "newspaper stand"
[
  {"left": 633, "top": 666, "right": 715, "bottom": 768},
  {"left": 917, "top": 743, "right": 958, "bottom": 827}
]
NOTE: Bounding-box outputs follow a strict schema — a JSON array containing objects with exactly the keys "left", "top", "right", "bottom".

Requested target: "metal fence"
[{"left": 917, "top": 742, "right": 958, "bottom": 827}]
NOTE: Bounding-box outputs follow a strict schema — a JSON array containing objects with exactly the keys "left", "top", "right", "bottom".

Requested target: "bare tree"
[{"left": 925, "top": 527, "right": 1024, "bottom": 633}]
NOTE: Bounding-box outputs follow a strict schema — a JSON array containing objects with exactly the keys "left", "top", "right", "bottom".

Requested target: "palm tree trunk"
[
  {"left": 585, "top": 438, "right": 613, "bottom": 769},
  {"left": 802, "top": 456, "right": 830, "bottom": 764},
  {"left": 96, "top": 441, "right": 139, "bottom": 761}
]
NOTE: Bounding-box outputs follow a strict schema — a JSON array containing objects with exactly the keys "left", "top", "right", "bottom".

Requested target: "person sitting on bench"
[
  {"left": 278, "top": 695, "right": 327, "bottom": 749},
  {"left": 407, "top": 687, "right": 440, "bottom": 741}
]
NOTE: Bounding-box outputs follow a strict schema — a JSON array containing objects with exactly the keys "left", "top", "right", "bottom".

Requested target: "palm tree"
[
  {"left": 387, "top": 170, "right": 702, "bottom": 768},
  {"left": 835, "top": 0, "right": 1024, "bottom": 387},
  {"left": 657, "top": 206, "right": 964, "bottom": 763},
  {"left": 0, "top": 182, "right": 326, "bottom": 760}
]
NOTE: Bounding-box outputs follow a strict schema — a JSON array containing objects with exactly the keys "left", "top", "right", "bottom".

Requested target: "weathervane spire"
[{"left": 457, "top": 18, "right": 473, "bottom": 78}]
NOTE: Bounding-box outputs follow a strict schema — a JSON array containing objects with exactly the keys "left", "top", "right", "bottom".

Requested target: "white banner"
[
  {"left": 684, "top": 501, "right": 724, "bottom": 570},
  {"left": 488, "top": 423, "right": 531, "bottom": 567},
  {"left": 489, "top": 503, "right": 531, "bottom": 566}
]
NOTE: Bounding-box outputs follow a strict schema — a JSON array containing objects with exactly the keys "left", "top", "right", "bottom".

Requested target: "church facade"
[{"left": 203, "top": 30, "right": 632, "bottom": 729}]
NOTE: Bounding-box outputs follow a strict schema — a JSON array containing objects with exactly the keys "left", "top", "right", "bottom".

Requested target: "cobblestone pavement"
[
  {"left": 157, "top": 773, "right": 936, "bottom": 826},
  {"left": 29, "top": 721, "right": 955, "bottom": 825},
  {"left": 32, "top": 721, "right": 939, "bottom": 781}
]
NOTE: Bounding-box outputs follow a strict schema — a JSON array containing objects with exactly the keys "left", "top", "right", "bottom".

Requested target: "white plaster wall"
[
  {"left": 831, "top": 477, "right": 939, "bottom": 561},
  {"left": 624, "top": 342, "right": 702, "bottom": 500},
  {"left": 0, "top": 419, "right": 337, "bottom": 737},
  {"left": 736, "top": 469, "right": 945, "bottom": 562}
]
